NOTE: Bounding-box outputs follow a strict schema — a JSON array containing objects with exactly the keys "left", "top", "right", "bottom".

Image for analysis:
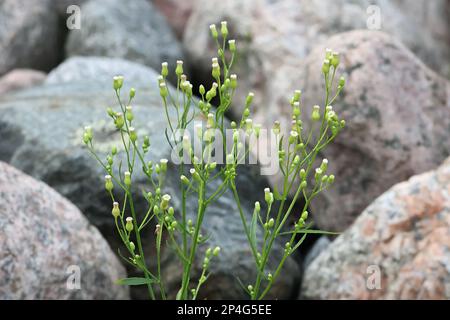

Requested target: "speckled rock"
[
  {"left": 0, "top": 0, "right": 59, "bottom": 75},
  {"left": 66, "top": 0, "right": 183, "bottom": 74},
  {"left": 0, "top": 161, "right": 129, "bottom": 299},
  {"left": 301, "top": 157, "right": 450, "bottom": 300},
  {"left": 0, "top": 57, "right": 298, "bottom": 299},
  {"left": 0, "top": 69, "right": 46, "bottom": 96},
  {"left": 265, "top": 30, "right": 450, "bottom": 232},
  {"left": 153, "top": 0, "right": 195, "bottom": 39},
  {"left": 183, "top": 0, "right": 450, "bottom": 117}
]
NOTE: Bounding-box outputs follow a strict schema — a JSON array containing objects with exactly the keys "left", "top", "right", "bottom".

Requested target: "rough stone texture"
[
  {"left": 0, "top": 0, "right": 59, "bottom": 76},
  {"left": 264, "top": 30, "right": 450, "bottom": 232},
  {"left": 46, "top": 56, "right": 160, "bottom": 88},
  {"left": 66, "top": 0, "right": 183, "bottom": 74},
  {"left": 0, "top": 161, "right": 129, "bottom": 299},
  {"left": 0, "top": 57, "right": 299, "bottom": 299},
  {"left": 301, "top": 157, "right": 450, "bottom": 300},
  {"left": 52, "top": 0, "right": 87, "bottom": 15},
  {"left": 183, "top": 0, "right": 450, "bottom": 117},
  {"left": 0, "top": 69, "right": 47, "bottom": 96},
  {"left": 152, "top": 0, "right": 195, "bottom": 39},
  {"left": 302, "top": 237, "right": 331, "bottom": 270}
]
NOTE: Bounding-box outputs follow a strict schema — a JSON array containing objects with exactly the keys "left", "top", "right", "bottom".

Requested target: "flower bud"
[
  {"left": 230, "top": 74, "right": 237, "bottom": 89},
  {"left": 105, "top": 175, "right": 113, "bottom": 192},
  {"left": 175, "top": 60, "right": 183, "bottom": 77},
  {"left": 322, "top": 59, "right": 330, "bottom": 74},
  {"left": 288, "top": 130, "right": 298, "bottom": 144},
  {"left": 160, "top": 194, "right": 171, "bottom": 210},
  {"left": 268, "top": 218, "right": 274, "bottom": 228},
  {"left": 299, "top": 169, "right": 306, "bottom": 180},
  {"left": 168, "top": 207, "right": 174, "bottom": 216},
  {"left": 115, "top": 113, "right": 124, "bottom": 129},
  {"left": 245, "top": 118, "right": 253, "bottom": 132},
  {"left": 254, "top": 201, "right": 261, "bottom": 213},
  {"left": 213, "top": 246, "right": 221, "bottom": 256},
  {"left": 159, "top": 82, "right": 168, "bottom": 98},
  {"left": 161, "top": 62, "right": 168, "bottom": 77},
  {"left": 220, "top": 21, "right": 228, "bottom": 38},
  {"left": 311, "top": 105, "right": 321, "bottom": 121},
  {"left": 111, "top": 146, "right": 117, "bottom": 156},
  {"left": 113, "top": 75, "right": 124, "bottom": 91},
  {"left": 207, "top": 113, "right": 215, "bottom": 128},
  {"left": 129, "top": 241, "right": 135, "bottom": 252},
  {"left": 301, "top": 211, "right": 308, "bottom": 221},
  {"left": 125, "top": 217, "right": 133, "bottom": 232},
  {"left": 272, "top": 121, "right": 281, "bottom": 135},
  {"left": 331, "top": 51, "right": 340, "bottom": 68},
  {"left": 209, "top": 24, "right": 218, "bottom": 39},
  {"left": 124, "top": 171, "right": 131, "bottom": 187},
  {"left": 264, "top": 188, "right": 273, "bottom": 204},
  {"left": 293, "top": 90, "right": 302, "bottom": 103},
  {"left": 228, "top": 39, "right": 236, "bottom": 52},
  {"left": 112, "top": 202, "right": 120, "bottom": 218},
  {"left": 129, "top": 127, "right": 137, "bottom": 142},
  {"left": 245, "top": 92, "right": 254, "bottom": 107},
  {"left": 212, "top": 62, "right": 221, "bottom": 79},
  {"left": 328, "top": 175, "right": 335, "bottom": 184},
  {"left": 125, "top": 106, "right": 134, "bottom": 122},
  {"left": 199, "top": 84, "right": 206, "bottom": 96},
  {"left": 339, "top": 76, "right": 346, "bottom": 88},
  {"left": 226, "top": 154, "right": 235, "bottom": 165},
  {"left": 160, "top": 159, "right": 168, "bottom": 173},
  {"left": 254, "top": 124, "right": 261, "bottom": 138},
  {"left": 129, "top": 88, "right": 136, "bottom": 99}
]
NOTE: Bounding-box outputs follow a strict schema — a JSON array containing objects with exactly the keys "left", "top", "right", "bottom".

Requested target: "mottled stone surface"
[
  {"left": 266, "top": 30, "right": 450, "bottom": 232},
  {"left": 0, "top": 161, "right": 129, "bottom": 299},
  {"left": 183, "top": 0, "right": 450, "bottom": 117},
  {"left": 301, "top": 157, "right": 450, "bottom": 300},
  {"left": 0, "top": 57, "right": 299, "bottom": 299},
  {"left": 66, "top": 0, "right": 183, "bottom": 73},
  {"left": 0, "top": 0, "right": 59, "bottom": 75},
  {"left": 153, "top": 0, "right": 194, "bottom": 39},
  {"left": 0, "top": 69, "right": 46, "bottom": 96}
]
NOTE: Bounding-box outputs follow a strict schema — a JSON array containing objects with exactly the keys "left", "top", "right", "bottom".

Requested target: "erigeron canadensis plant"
[{"left": 83, "top": 21, "right": 345, "bottom": 300}]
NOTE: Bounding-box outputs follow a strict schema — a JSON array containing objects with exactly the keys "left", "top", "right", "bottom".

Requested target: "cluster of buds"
[
  {"left": 82, "top": 126, "right": 93, "bottom": 145},
  {"left": 314, "top": 158, "right": 335, "bottom": 189},
  {"left": 203, "top": 246, "right": 221, "bottom": 269},
  {"left": 322, "top": 49, "right": 340, "bottom": 75}
]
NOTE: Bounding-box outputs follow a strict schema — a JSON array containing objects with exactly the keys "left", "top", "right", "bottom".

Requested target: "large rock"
[
  {"left": 0, "top": 57, "right": 298, "bottom": 299},
  {"left": 66, "top": 0, "right": 183, "bottom": 73},
  {"left": 183, "top": 0, "right": 450, "bottom": 117},
  {"left": 0, "top": 0, "right": 59, "bottom": 76},
  {"left": 265, "top": 30, "right": 450, "bottom": 232},
  {"left": 0, "top": 161, "right": 128, "bottom": 299},
  {"left": 153, "top": 0, "right": 195, "bottom": 39},
  {"left": 301, "top": 157, "right": 450, "bottom": 300},
  {"left": 0, "top": 69, "right": 46, "bottom": 96}
]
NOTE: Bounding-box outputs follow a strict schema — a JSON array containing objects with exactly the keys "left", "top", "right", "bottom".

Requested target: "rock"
[
  {"left": 52, "top": 0, "right": 87, "bottom": 16},
  {"left": 0, "top": 69, "right": 46, "bottom": 96},
  {"left": 302, "top": 237, "right": 331, "bottom": 270},
  {"left": 301, "top": 157, "right": 450, "bottom": 300},
  {"left": 0, "top": 0, "right": 59, "bottom": 76},
  {"left": 46, "top": 56, "right": 160, "bottom": 89},
  {"left": 152, "top": 0, "right": 195, "bottom": 39},
  {"left": 183, "top": 0, "right": 450, "bottom": 117},
  {"left": 266, "top": 30, "right": 450, "bottom": 232},
  {"left": 66, "top": 0, "right": 183, "bottom": 73},
  {"left": 0, "top": 57, "right": 298, "bottom": 299},
  {"left": 0, "top": 161, "right": 129, "bottom": 299}
]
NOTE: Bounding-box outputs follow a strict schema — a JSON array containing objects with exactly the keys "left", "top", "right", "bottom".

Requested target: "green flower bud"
[
  {"left": 105, "top": 175, "right": 113, "bottom": 192},
  {"left": 212, "top": 62, "right": 221, "bottom": 79},
  {"left": 213, "top": 246, "right": 221, "bottom": 256},
  {"left": 312, "top": 105, "right": 321, "bottom": 121},
  {"left": 331, "top": 51, "right": 340, "bottom": 68},
  {"left": 209, "top": 24, "right": 218, "bottom": 39},
  {"left": 199, "top": 84, "right": 206, "bottom": 96},
  {"left": 230, "top": 74, "right": 237, "bottom": 89},
  {"left": 125, "top": 106, "right": 134, "bottom": 122},
  {"left": 339, "top": 76, "right": 346, "bottom": 88},
  {"left": 268, "top": 218, "right": 274, "bottom": 228},
  {"left": 315, "top": 168, "right": 323, "bottom": 181},
  {"left": 124, "top": 171, "right": 131, "bottom": 187},
  {"left": 107, "top": 155, "right": 113, "bottom": 166},
  {"left": 129, "top": 241, "right": 135, "bottom": 252},
  {"left": 328, "top": 175, "right": 335, "bottom": 184},
  {"left": 171, "top": 221, "right": 177, "bottom": 229},
  {"left": 115, "top": 113, "right": 124, "bottom": 129},
  {"left": 301, "top": 211, "right": 308, "bottom": 221},
  {"left": 226, "top": 154, "right": 235, "bottom": 165},
  {"left": 228, "top": 39, "right": 236, "bottom": 52},
  {"left": 207, "top": 113, "right": 215, "bottom": 128},
  {"left": 125, "top": 217, "right": 133, "bottom": 232},
  {"left": 129, "top": 88, "right": 136, "bottom": 99},
  {"left": 264, "top": 188, "right": 273, "bottom": 204},
  {"left": 112, "top": 202, "right": 120, "bottom": 218},
  {"left": 107, "top": 107, "right": 115, "bottom": 117},
  {"left": 322, "top": 59, "right": 330, "bottom": 75},
  {"left": 254, "top": 201, "right": 261, "bottom": 213},
  {"left": 300, "top": 181, "right": 307, "bottom": 189},
  {"left": 113, "top": 75, "right": 124, "bottom": 91},
  {"left": 180, "top": 175, "right": 189, "bottom": 185},
  {"left": 175, "top": 60, "right": 183, "bottom": 77},
  {"left": 320, "top": 159, "right": 328, "bottom": 172},
  {"left": 300, "top": 169, "right": 306, "bottom": 180},
  {"left": 160, "top": 159, "right": 168, "bottom": 173},
  {"left": 160, "top": 194, "right": 171, "bottom": 210},
  {"left": 161, "top": 62, "right": 168, "bottom": 77},
  {"left": 129, "top": 127, "right": 137, "bottom": 142},
  {"left": 288, "top": 130, "right": 298, "bottom": 144},
  {"left": 245, "top": 92, "right": 254, "bottom": 107},
  {"left": 168, "top": 207, "right": 174, "bottom": 216},
  {"left": 111, "top": 146, "right": 117, "bottom": 156},
  {"left": 272, "top": 121, "right": 281, "bottom": 135},
  {"left": 220, "top": 21, "right": 228, "bottom": 38},
  {"left": 153, "top": 205, "right": 160, "bottom": 215},
  {"left": 293, "top": 90, "right": 302, "bottom": 103},
  {"left": 254, "top": 124, "right": 261, "bottom": 138}
]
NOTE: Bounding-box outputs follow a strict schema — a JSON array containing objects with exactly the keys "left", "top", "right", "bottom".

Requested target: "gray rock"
[
  {"left": 0, "top": 161, "right": 129, "bottom": 299},
  {"left": 0, "top": 57, "right": 298, "bottom": 299},
  {"left": 301, "top": 157, "right": 450, "bottom": 300},
  {"left": 0, "top": 0, "right": 59, "bottom": 76},
  {"left": 65, "top": 0, "right": 183, "bottom": 73},
  {"left": 302, "top": 237, "right": 331, "bottom": 270}
]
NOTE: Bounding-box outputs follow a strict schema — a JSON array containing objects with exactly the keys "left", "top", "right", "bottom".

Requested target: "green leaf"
[{"left": 115, "top": 277, "right": 156, "bottom": 286}]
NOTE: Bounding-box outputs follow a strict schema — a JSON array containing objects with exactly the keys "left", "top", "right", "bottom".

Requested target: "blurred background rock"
[{"left": 0, "top": 0, "right": 449, "bottom": 300}]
